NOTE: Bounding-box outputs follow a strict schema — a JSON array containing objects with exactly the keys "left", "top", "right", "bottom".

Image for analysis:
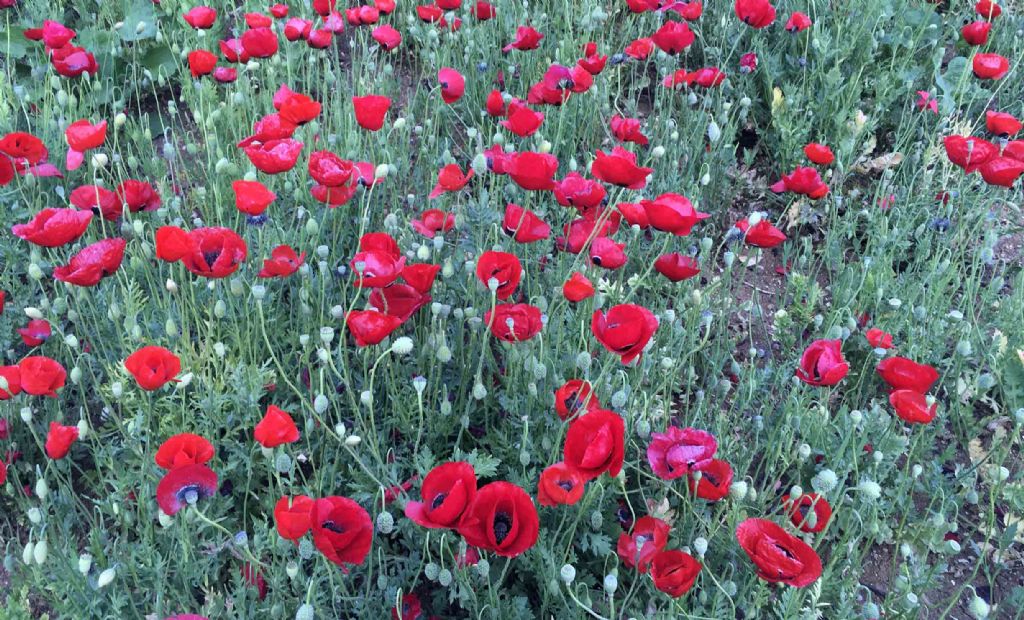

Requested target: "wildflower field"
[{"left": 1, "top": 0, "right": 1023, "bottom": 618}]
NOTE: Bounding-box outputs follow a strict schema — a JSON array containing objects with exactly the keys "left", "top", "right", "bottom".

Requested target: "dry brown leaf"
[{"left": 852, "top": 152, "right": 903, "bottom": 174}]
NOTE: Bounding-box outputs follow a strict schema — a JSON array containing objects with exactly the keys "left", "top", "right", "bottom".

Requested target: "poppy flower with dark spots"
[
  {"left": 650, "top": 549, "right": 701, "bottom": 597},
  {"left": 795, "top": 339, "right": 848, "bottom": 386},
  {"left": 405, "top": 461, "right": 477, "bottom": 529},
  {"left": 642, "top": 192, "right": 708, "bottom": 236},
  {"left": 242, "top": 138, "right": 304, "bottom": 174},
  {"left": 232, "top": 180, "right": 277, "bottom": 215},
  {"left": 157, "top": 464, "right": 218, "bottom": 516},
  {"left": 655, "top": 253, "right": 700, "bottom": 282},
  {"left": 973, "top": 53, "right": 1009, "bottom": 80},
  {"left": 554, "top": 379, "right": 600, "bottom": 420},
  {"left": 687, "top": 458, "right": 733, "bottom": 500},
  {"left": 116, "top": 179, "right": 161, "bottom": 212},
  {"left": 943, "top": 135, "right": 997, "bottom": 173},
  {"left": 961, "top": 21, "right": 991, "bottom": 46},
  {"left": 554, "top": 172, "right": 607, "bottom": 211},
  {"left": 485, "top": 304, "right": 543, "bottom": 342},
  {"left": 372, "top": 24, "right": 402, "bottom": 50},
  {"left": 562, "top": 271, "right": 595, "bottom": 302},
  {"left": 254, "top": 405, "right": 300, "bottom": 447},
  {"left": 784, "top": 11, "right": 812, "bottom": 32},
  {"left": 976, "top": 0, "right": 1001, "bottom": 19},
  {"left": 866, "top": 328, "right": 893, "bottom": 349},
  {"left": 782, "top": 493, "right": 832, "bottom": 533},
  {"left": 17, "top": 319, "right": 50, "bottom": 347},
  {"left": 183, "top": 6, "right": 217, "bottom": 29},
  {"left": 986, "top": 111, "right": 1021, "bottom": 137},
  {"left": 736, "top": 518, "right": 822, "bottom": 587},
  {"left": 353, "top": 95, "right": 391, "bottom": 131},
  {"left": 736, "top": 217, "right": 787, "bottom": 248},
  {"left": 502, "top": 203, "right": 550, "bottom": 243},
  {"left": 125, "top": 346, "right": 181, "bottom": 391},
  {"left": 590, "top": 236, "right": 628, "bottom": 269},
  {"left": 537, "top": 462, "right": 585, "bottom": 507},
  {"left": 310, "top": 496, "right": 373, "bottom": 568},
  {"left": 412, "top": 209, "right": 455, "bottom": 237},
  {"left": 346, "top": 310, "right": 403, "bottom": 346},
  {"left": 187, "top": 50, "right": 217, "bottom": 77},
  {"left": 500, "top": 101, "right": 545, "bottom": 137},
  {"left": 12, "top": 208, "right": 92, "bottom": 247},
  {"left": 979, "top": 157, "right": 1024, "bottom": 187},
  {"left": 804, "top": 143, "right": 834, "bottom": 165},
  {"left": 429, "top": 164, "right": 474, "bottom": 199},
  {"left": 18, "top": 356, "right": 65, "bottom": 397},
  {"left": 770, "top": 166, "right": 828, "bottom": 198},
  {"left": 402, "top": 263, "right": 442, "bottom": 294},
  {"left": 651, "top": 20, "right": 694, "bottom": 54},
  {"left": 155, "top": 433, "right": 214, "bottom": 470},
  {"left": 0, "top": 365, "right": 21, "bottom": 400},
  {"left": 45, "top": 421, "right": 79, "bottom": 460},
  {"left": 369, "top": 284, "right": 431, "bottom": 321},
  {"left": 457, "top": 481, "right": 539, "bottom": 557},
  {"left": 592, "top": 147, "right": 652, "bottom": 189},
  {"left": 876, "top": 356, "right": 939, "bottom": 393},
  {"left": 275, "top": 495, "right": 314, "bottom": 541},
  {"left": 70, "top": 184, "right": 119, "bottom": 220},
  {"left": 734, "top": 0, "right": 776, "bottom": 28},
  {"left": 53, "top": 237, "right": 127, "bottom": 287},
  {"left": 563, "top": 408, "right": 624, "bottom": 481},
  {"left": 156, "top": 226, "right": 248, "bottom": 279},
  {"left": 258, "top": 245, "right": 305, "bottom": 278},
  {"left": 438, "top": 67, "right": 465, "bottom": 103},
  {"left": 610, "top": 115, "right": 648, "bottom": 146},
  {"left": 502, "top": 26, "right": 543, "bottom": 53},
  {"left": 617, "top": 516, "right": 670, "bottom": 572},
  {"left": 592, "top": 303, "right": 658, "bottom": 364},
  {"left": 475, "top": 251, "right": 522, "bottom": 299},
  {"left": 647, "top": 426, "right": 716, "bottom": 480},
  {"left": 890, "top": 390, "right": 938, "bottom": 424}
]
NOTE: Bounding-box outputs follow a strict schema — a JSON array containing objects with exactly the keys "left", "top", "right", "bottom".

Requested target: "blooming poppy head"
[
  {"left": 156, "top": 464, "right": 219, "bottom": 516},
  {"left": 651, "top": 20, "right": 695, "bottom": 54},
  {"left": 784, "top": 11, "right": 812, "bottom": 32},
  {"left": 155, "top": 433, "right": 215, "bottom": 470},
  {"left": 537, "top": 461, "right": 585, "bottom": 507},
  {"left": 973, "top": 53, "right": 1009, "bottom": 80},
  {"left": 254, "top": 405, "right": 300, "bottom": 447},
  {"left": 734, "top": 0, "right": 776, "bottom": 28},
  {"left": 17, "top": 319, "right": 51, "bottom": 347},
  {"left": 889, "top": 390, "right": 938, "bottom": 424},
  {"left": 736, "top": 218, "right": 787, "bottom": 248},
  {"left": 156, "top": 226, "right": 248, "bottom": 278},
  {"left": 563, "top": 408, "right": 625, "bottom": 481},
  {"left": 438, "top": 67, "right": 465, "bottom": 103},
  {"left": 647, "top": 426, "right": 717, "bottom": 480},
  {"left": 12, "top": 208, "right": 93, "bottom": 248},
  {"left": 17, "top": 355, "right": 66, "bottom": 397},
  {"left": 352, "top": 95, "right": 392, "bottom": 131},
  {"left": 795, "top": 339, "right": 849, "bottom": 386},
  {"left": 654, "top": 253, "right": 700, "bottom": 282},
  {"left": 506, "top": 151, "right": 559, "bottom": 191},
  {"left": 875, "top": 356, "right": 939, "bottom": 393},
  {"left": 404, "top": 461, "right": 477, "bottom": 528},
  {"left": 275, "top": 495, "right": 314, "bottom": 541},
  {"left": 475, "top": 251, "right": 522, "bottom": 299},
  {"left": 591, "top": 146, "right": 652, "bottom": 189},
  {"left": 591, "top": 303, "right": 659, "bottom": 364},
  {"left": 345, "top": 310, "right": 403, "bottom": 346},
  {"left": 736, "top": 518, "right": 822, "bottom": 587},
  {"left": 562, "top": 271, "right": 595, "bottom": 303},
  {"left": 310, "top": 496, "right": 374, "bottom": 567},
  {"left": 0, "top": 365, "right": 22, "bottom": 400},
  {"left": 616, "top": 515, "right": 670, "bottom": 572},
  {"left": 45, "top": 421, "right": 79, "bottom": 459},
  {"left": 554, "top": 379, "right": 599, "bottom": 420},
  {"left": 687, "top": 458, "right": 734, "bottom": 501},
  {"left": 782, "top": 493, "right": 833, "bottom": 533},
  {"left": 258, "top": 245, "right": 305, "bottom": 279},
  {"left": 865, "top": 328, "right": 893, "bottom": 349},
  {"left": 502, "top": 203, "right": 550, "bottom": 243},
  {"left": 457, "top": 481, "right": 539, "bottom": 557},
  {"left": 649, "top": 549, "right": 702, "bottom": 597},
  {"left": 232, "top": 180, "right": 277, "bottom": 216},
  {"left": 125, "top": 345, "right": 181, "bottom": 391},
  {"left": 243, "top": 138, "right": 304, "bottom": 174}
]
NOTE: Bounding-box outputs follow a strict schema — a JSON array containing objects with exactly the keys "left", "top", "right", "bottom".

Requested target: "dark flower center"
[
  {"left": 322, "top": 520, "right": 345, "bottom": 534},
  {"left": 176, "top": 483, "right": 207, "bottom": 506},
  {"left": 430, "top": 492, "right": 448, "bottom": 510},
  {"left": 557, "top": 480, "right": 574, "bottom": 492},
  {"left": 203, "top": 248, "right": 222, "bottom": 269},
  {"left": 493, "top": 511, "right": 512, "bottom": 544}
]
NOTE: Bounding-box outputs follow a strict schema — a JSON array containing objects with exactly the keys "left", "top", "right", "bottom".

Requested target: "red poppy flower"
[
  {"left": 641, "top": 193, "right": 708, "bottom": 236},
  {"left": 18, "top": 356, "right": 65, "bottom": 397},
  {"left": 736, "top": 518, "right": 822, "bottom": 587},
  {"left": 650, "top": 549, "right": 702, "bottom": 597},
  {"left": 45, "top": 421, "right": 79, "bottom": 460},
  {"left": 156, "top": 226, "right": 247, "bottom": 279},
  {"left": 537, "top": 461, "right": 585, "bottom": 507},
  {"left": 259, "top": 245, "right": 305, "bottom": 278},
  {"left": 734, "top": 0, "right": 776, "bottom": 28},
  {"left": 416, "top": 4, "right": 443, "bottom": 21},
  {"left": 485, "top": 304, "right": 543, "bottom": 342},
  {"left": 244, "top": 12, "right": 272, "bottom": 28},
  {"left": 865, "top": 328, "right": 893, "bottom": 349},
  {"left": 275, "top": 495, "right": 314, "bottom": 541},
  {"left": 402, "top": 263, "right": 441, "bottom": 294},
  {"left": 592, "top": 304, "right": 658, "bottom": 364},
  {"left": 369, "top": 284, "right": 430, "bottom": 321},
  {"left": 876, "top": 357, "right": 939, "bottom": 393},
  {"left": 578, "top": 42, "right": 608, "bottom": 74},
  {"left": 124, "top": 345, "right": 181, "bottom": 391},
  {"left": 157, "top": 464, "right": 218, "bottom": 516},
  {"left": 409, "top": 209, "right": 453, "bottom": 237},
  {"left": 784, "top": 11, "right": 812, "bottom": 32},
  {"left": 973, "top": 53, "right": 1009, "bottom": 80},
  {"left": 307, "top": 28, "right": 333, "bottom": 48},
  {"left": 438, "top": 67, "right": 465, "bottom": 103},
  {"left": 502, "top": 203, "right": 550, "bottom": 243},
  {"left": 979, "top": 157, "right": 1024, "bottom": 187},
  {"left": 484, "top": 89, "right": 507, "bottom": 117},
  {"left": 429, "top": 164, "right": 474, "bottom": 199},
  {"left": 17, "top": 319, "right": 51, "bottom": 347},
  {"left": 457, "top": 481, "right": 539, "bottom": 557},
  {"left": 647, "top": 426, "right": 717, "bottom": 480},
  {"left": 782, "top": 493, "right": 832, "bottom": 533},
  {"left": 212, "top": 67, "right": 237, "bottom": 83},
  {"left": 500, "top": 101, "right": 545, "bottom": 137},
  {"left": 254, "top": 405, "right": 300, "bottom": 447},
  {"left": 310, "top": 496, "right": 373, "bottom": 567},
  {"left": 986, "top": 111, "right": 1021, "bottom": 136},
  {"left": 307, "top": 150, "right": 354, "bottom": 187},
  {"left": 53, "top": 237, "right": 127, "bottom": 287},
  {"left": 64, "top": 119, "right": 106, "bottom": 170},
  {"left": 187, "top": 50, "right": 217, "bottom": 77},
  {"left": 687, "top": 459, "right": 733, "bottom": 501},
  {"left": 70, "top": 185, "right": 119, "bottom": 220},
  {"left": 506, "top": 151, "right": 559, "bottom": 190},
  {"left": 116, "top": 180, "right": 161, "bottom": 212},
  {"left": 405, "top": 461, "right": 477, "bottom": 528},
  {"left": 943, "top": 135, "right": 997, "bottom": 173},
  {"left": 0, "top": 365, "right": 21, "bottom": 400},
  {"left": 313, "top": 0, "right": 337, "bottom": 15},
  {"left": 654, "top": 253, "right": 700, "bottom": 282},
  {"left": 352, "top": 95, "right": 391, "bottom": 131},
  {"left": 241, "top": 27, "right": 278, "bottom": 58},
  {"left": 155, "top": 433, "right": 214, "bottom": 470},
  {"left": 50, "top": 45, "right": 98, "bottom": 78},
  {"left": 554, "top": 379, "right": 599, "bottom": 420},
  {"left": 183, "top": 6, "right": 217, "bottom": 29},
  {"left": 592, "top": 147, "right": 652, "bottom": 189},
  {"left": 284, "top": 18, "right": 313, "bottom": 40},
  {"left": 469, "top": 1, "right": 495, "bottom": 19},
  {"left": 736, "top": 218, "right": 787, "bottom": 248},
  {"left": 243, "top": 138, "right": 304, "bottom": 174},
  {"left": 239, "top": 113, "right": 297, "bottom": 146},
  {"left": 651, "top": 20, "right": 695, "bottom": 54},
  {"left": 562, "top": 272, "right": 595, "bottom": 303},
  {"left": 770, "top": 166, "right": 828, "bottom": 198},
  {"left": 475, "top": 251, "right": 522, "bottom": 299},
  {"left": 232, "top": 180, "right": 277, "bottom": 216},
  {"left": 502, "top": 25, "right": 544, "bottom": 53},
  {"left": 563, "top": 408, "right": 624, "bottom": 481},
  {"left": 590, "top": 236, "right": 627, "bottom": 269},
  {"left": 0, "top": 132, "right": 48, "bottom": 167},
  {"left": 890, "top": 390, "right": 938, "bottom": 424},
  {"left": 795, "top": 339, "right": 849, "bottom": 386},
  {"left": 12, "top": 208, "right": 92, "bottom": 247},
  {"left": 270, "top": 4, "right": 289, "bottom": 18},
  {"left": 617, "top": 516, "right": 670, "bottom": 572},
  {"left": 961, "top": 21, "right": 991, "bottom": 46},
  {"left": 351, "top": 248, "right": 405, "bottom": 289},
  {"left": 345, "top": 310, "right": 403, "bottom": 346},
  {"left": 610, "top": 115, "right": 648, "bottom": 146},
  {"left": 624, "top": 37, "right": 655, "bottom": 60},
  {"left": 976, "top": 0, "right": 1001, "bottom": 19},
  {"left": 665, "top": 0, "right": 703, "bottom": 20},
  {"left": 803, "top": 143, "right": 834, "bottom": 165}
]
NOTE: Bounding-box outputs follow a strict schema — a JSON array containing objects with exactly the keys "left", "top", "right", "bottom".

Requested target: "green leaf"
[
  {"left": 0, "top": 29, "right": 30, "bottom": 59},
  {"left": 120, "top": 1, "right": 158, "bottom": 42},
  {"left": 141, "top": 44, "right": 176, "bottom": 77}
]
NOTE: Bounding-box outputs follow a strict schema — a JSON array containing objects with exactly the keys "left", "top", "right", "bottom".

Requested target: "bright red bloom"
[
  {"left": 890, "top": 390, "right": 938, "bottom": 424},
  {"left": 650, "top": 549, "right": 702, "bottom": 597},
  {"left": 943, "top": 135, "right": 997, "bottom": 173},
  {"left": 416, "top": 4, "right": 443, "bottom": 21},
  {"left": 655, "top": 253, "right": 700, "bottom": 282},
  {"left": 610, "top": 115, "right": 648, "bottom": 146},
  {"left": 687, "top": 459, "right": 733, "bottom": 501},
  {"left": 53, "top": 237, "right": 126, "bottom": 287},
  {"left": 795, "top": 339, "right": 849, "bottom": 386},
  {"left": 12, "top": 208, "right": 92, "bottom": 247},
  {"left": 803, "top": 143, "right": 834, "bottom": 165},
  {"left": 258, "top": 245, "right": 305, "bottom": 278},
  {"left": 740, "top": 52, "right": 758, "bottom": 73},
  {"left": 351, "top": 246, "right": 405, "bottom": 288},
  {"left": 592, "top": 146, "right": 652, "bottom": 189},
  {"left": 284, "top": 18, "right": 313, "bottom": 40},
  {"left": 438, "top": 67, "right": 465, "bottom": 103},
  {"left": 979, "top": 157, "right": 1024, "bottom": 187},
  {"left": 156, "top": 226, "right": 247, "bottom": 279},
  {"left": 485, "top": 304, "right": 543, "bottom": 342},
  {"left": 976, "top": 0, "right": 1001, "bottom": 19},
  {"left": 212, "top": 67, "right": 236, "bottom": 83},
  {"left": 537, "top": 462, "right": 585, "bottom": 507},
  {"left": 647, "top": 426, "right": 717, "bottom": 480},
  {"left": 254, "top": 405, "right": 300, "bottom": 447},
  {"left": 310, "top": 496, "right": 373, "bottom": 567},
  {"left": 352, "top": 95, "right": 391, "bottom": 131},
  {"left": 642, "top": 193, "right": 708, "bottom": 236},
  {"left": 345, "top": 310, "right": 403, "bottom": 346},
  {"left": 562, "top": 272, "right": 595, "bottom": 302},
  {"left": 233, "top": 180, "right": 277, "bottom": 215},
  {"left": 307, "top": 28, "right": 334, "bottom": 48},
  {"left": 973, "top": 53, "right": 1009, "bottom": 80},
  {"left": 50, "top": 45, "right": 98, "bottom": 78},
  {"left": 183, "top": 6, "right": 217, "bottom": 29},
  {"left": 617, "top": 516, "right": 670, "bottom": 572},
  {"left": 116, "top": 180, "right": 161, "bottom": 212},
  {"left": 554, "top": 173, "right": 606, "bottom": 211},
  {"left": 783, "top": 493, "right": 832, "bottom": 533},
  {"left": 405, "top": 461, "right": 477, "bottom": 529},
  {"left": 457, "top": 481, "right": 539, "bottom": 557},
  {"left": 241, "top": 27, "right": 279, "bottom": 58},
  {"left": 554, "top": 379, "right": 599, "bottom": 420},
  {"left": 155, "top": 434, "right": 214, "bottom": 470},
  {"left": 125, "top": 346, "right": 181, "bottom": 391},
  {"left": 506, "top": 151, "right": 559, "bottom": 190},
  {"left": 651, "top": 20, "right": 695, "bottom": 54},
  {"left": 308, "top": 150, "right": 354, "bottom": 187},
  {"left": 876, "top": 357, "right": 939, "bottom": 393},
  {"left": 736, "top": 518, "right": 822, "bottom": 587},
  {"left": 412, "top": 209, "right": 455, "bottom": 237},
  {"left": 402, "top": 263, "right": 441, "bottom": 294},
  {"left": 502, "top": 203, "right": 550, "bottom": 243},
  {"left": 734, "top": 0, "right": 776, "bottom": 28},
  {"left": 275, "top": 495, "right": 314, "bottom": 541},
  {"left": 239, "top": 113, "right": 297, "bottom": 145},
  {"left": 270, "top": 4, "right": 289, "bottom": 18},
  {"left": 475, "top": 251, "right": 522, "bottom": 299},
  {"left": 916, "top": 90, "right": 938, "bottom": 114},
  {"left": 369, "top": 284, "right": 431, "bottom": 322},
  {"left": 245, "top": 12, "right": 273, "bottom": 28},
  {"left": 64, "top": 119, "right": 106, "bottom": 170},
  {"left": 986, "top": 111, "right": 1022, "bottom": 136},
  {"left": 736, "top": 218, "right": 787, "bottom": 248},
  {"left": 187, "top": 50, "right": 217, "bottom": 77},
  {"left": 784, "top": 11, "right": 812, "bottom": 32},
  {"left": 502, "top": 26, "right": 544, "bottom": 53},
  {"left": 157, "top": 464, "right": 218, "bottom": 516},
  {"left": 485, "top": 89, "right": 507, "bottom": 117},
  {"left": 0, "top": 132, "right": 48, "bottom": 171},
  {"left": 770, "top": 166, "right": 828, "bottom": 198},
  {"left": 626, "top": 0, "right": 659, "bottom": 11},
  {"left": 471, "top": 1, "right": 496, "bottom": 19},
  {"left": 961, "top": 21, "right": 991, "bottom": 46},
  {"left": 242, "top": 139, "right": 304, "bottom": 174},
  {"left": 592, "top": 304, "right": 659, "bottom": 364},
  {"left": 392, "top": 593, "right": 422, "bottom": 620},
  {"left": 866, "top": 328, "right": 893, "bottom": 349},
  {"left": 429, "top": 164, "right": 474, "bottom": 199},
  {"left": 0, "top": 365, "right": 21, "bottom": 400},
  {"left": 590, "top": 236, "right": 627, "bottom": 269},
  {"left": 501, "top": 101, "right": 545, "bottom": 137},
  {"left": 371, "top": 24, "right": 402, "bottom": 49},
  {"left": 219, "top": 38, "right": 250, "bottom": 63},
  {"left": 313, "top": 0, "right": 337, "bottom": 16},
  {"left": 17, "top": 319, "right": 51, "bottom": 347},
  {"left": 18, "top": 356, "right": 65, "bottom": 397},
  {"left": 564, "top": 408, "right": 624, "bottom": 481},
  {"left": 45, "top": 422, "right": 79, "bottom": 460},
  {"left": 70, "top": 185, "right": 119, "bottom": 220},
  {"left": 625, "top": 37, "right": 655, "bottom": 59},
  {"left": 579, "top": 42, "right": 608, "bottom": 74}
]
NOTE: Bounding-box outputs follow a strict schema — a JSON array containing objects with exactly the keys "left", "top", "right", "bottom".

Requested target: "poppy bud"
[
  {"left": 296, "top": 604, "right": 314, "bottom": 620},
  {"left": 33, "top": 539, "right": 48, "bottom": 565},
  {"left": 314, "top": 394, "right": 329, "bottom": 413},
  {"left": 728, "top": 480, "right": 747, "bottom": 500},
  {"left": 97, "top": 567, "right": 116, "bottom": 588},
  {"left": 79, "top": 553, "right": 92, "bottom": 575},
  {"left": 23, "top": 542, "right": 34, "bottom": 566},
  {"left": 28, "top": 507, "right": 42, "bottom": 524}
]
